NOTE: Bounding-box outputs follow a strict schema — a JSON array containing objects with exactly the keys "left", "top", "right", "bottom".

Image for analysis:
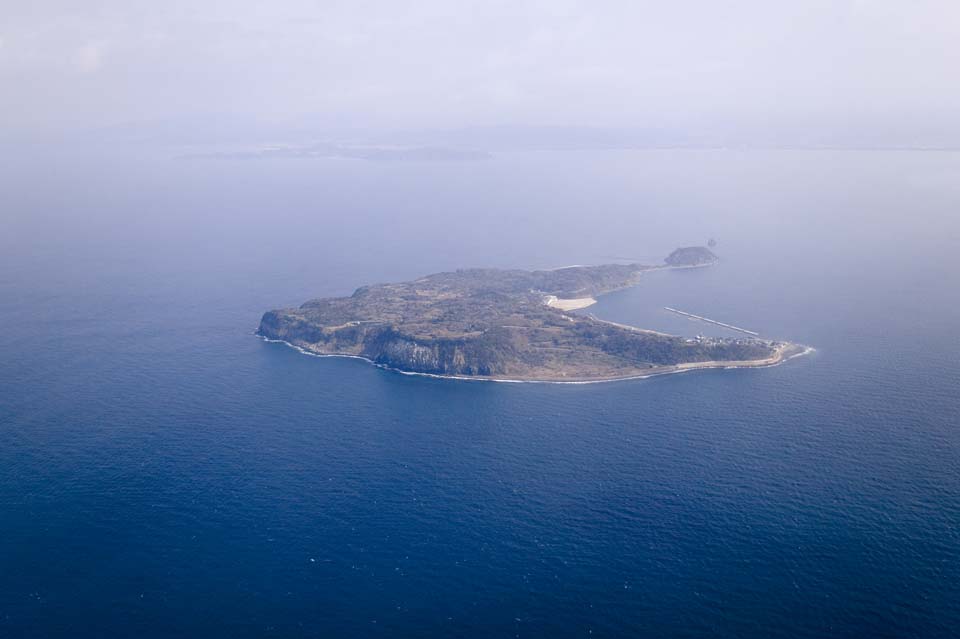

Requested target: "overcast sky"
[{"left": 2, "top": 1, "right": 958, "bottom": 138}]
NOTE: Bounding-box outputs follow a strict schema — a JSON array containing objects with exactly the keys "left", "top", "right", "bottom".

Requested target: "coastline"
[
  {"left": 258, "top": 254, "right": 814, "bottom": 384},
  {"left": 540, "top": 261, "right": 714, "bottom": 312},
  {"left": 258, "top": 334, "right": 814, "bottom": 385}
]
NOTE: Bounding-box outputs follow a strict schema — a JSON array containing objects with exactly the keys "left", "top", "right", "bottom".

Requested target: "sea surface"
[{"left": 1, "top": 148, "right": 959, "bottom": 637}]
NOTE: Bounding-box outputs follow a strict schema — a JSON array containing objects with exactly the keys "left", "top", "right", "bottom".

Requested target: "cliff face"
[
  {"left": 259, "top": 311, "right": 520, "bottom": 376},
  {"left": 258, "top": 249, "right": 782, "bottom": 381},
  {"left": 363, "top": 328, "right": 519, "bottom": 376}
]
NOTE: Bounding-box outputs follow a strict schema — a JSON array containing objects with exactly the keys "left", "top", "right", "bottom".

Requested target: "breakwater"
[{"left": 663, "top": 307, "right": 760, "bottom": 336}]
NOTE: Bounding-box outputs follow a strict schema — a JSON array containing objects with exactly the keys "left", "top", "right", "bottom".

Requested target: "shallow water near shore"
[{"left": 1, "top": 148, "right": 959, "bottom": 637}]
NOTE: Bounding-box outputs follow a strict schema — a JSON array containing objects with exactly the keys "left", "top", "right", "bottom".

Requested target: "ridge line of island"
[{"left": 257, "top": 246, "right": 812, "bottom": 383}]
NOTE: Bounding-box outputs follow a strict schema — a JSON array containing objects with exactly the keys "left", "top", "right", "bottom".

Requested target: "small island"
[
  {"left": 665, "top": 246, "right": 720, "bottom": 267},
  {"left": 258, "top": 247, "right": 806, "bottom": 382}
]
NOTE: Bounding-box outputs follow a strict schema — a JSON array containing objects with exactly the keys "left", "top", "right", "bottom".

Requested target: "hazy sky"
[{"left": 2, "top": 1, "right": 958, "bottom": 137}]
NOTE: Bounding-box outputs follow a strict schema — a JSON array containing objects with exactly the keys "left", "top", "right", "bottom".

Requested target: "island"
[
  {"left": 257, "top": 247, "right": 806, "bottom": 382},
  {"left": 665, "top": 246, "right": 720, "bottom": 267}
]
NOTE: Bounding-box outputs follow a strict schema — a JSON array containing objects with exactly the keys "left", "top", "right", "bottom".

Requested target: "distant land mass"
[
  {"left": 185, "top": 142, "right": 490, "bottom": 163},
  {"left": 665, "top": 246, "right": 720, "bottom": 267},
  {"left": 258, "top": 247, "right": 806, "bottom": 382}
]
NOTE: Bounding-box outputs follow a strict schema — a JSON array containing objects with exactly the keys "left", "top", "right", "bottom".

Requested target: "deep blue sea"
[{"left": 1, "top": 148, "right": 959, "bottom": 637}]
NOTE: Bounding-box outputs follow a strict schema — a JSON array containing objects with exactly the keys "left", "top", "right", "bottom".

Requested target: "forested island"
[{"left": 258, "top": 247, "right": 804, "bottom": 382}]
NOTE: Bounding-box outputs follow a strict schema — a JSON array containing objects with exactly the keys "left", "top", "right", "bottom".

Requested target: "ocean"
[{"left": 1, "top": 148, "right": 959, "bottom": 637}]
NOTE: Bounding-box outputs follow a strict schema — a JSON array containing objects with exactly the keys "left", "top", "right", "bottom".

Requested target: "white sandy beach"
[{"left": 544, "top": 295, "right": 597, "bottom": 311}]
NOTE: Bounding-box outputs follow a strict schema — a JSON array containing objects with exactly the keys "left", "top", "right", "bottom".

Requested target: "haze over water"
[{"left": 2, "top": 148, "right": 960, "bottom": 637}]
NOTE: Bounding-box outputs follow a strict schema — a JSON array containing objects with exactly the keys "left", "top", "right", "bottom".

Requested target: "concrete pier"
[{"left": 663, "top": 307, "right": 760, "bottom": 336}]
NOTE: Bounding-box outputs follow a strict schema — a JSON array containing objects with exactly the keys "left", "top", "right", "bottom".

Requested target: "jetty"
[{"left": 663, "top": 307, "right": 760, "bottom": 336}]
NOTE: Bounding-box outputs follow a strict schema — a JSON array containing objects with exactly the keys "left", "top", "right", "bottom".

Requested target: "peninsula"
[{"left": 258, "top": 247, "right": 805, "bottom": 382}]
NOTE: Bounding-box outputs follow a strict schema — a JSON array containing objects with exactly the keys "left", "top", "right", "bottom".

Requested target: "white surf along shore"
[{"left": 258, "top": 335, "right": 815, "bottom": 385}]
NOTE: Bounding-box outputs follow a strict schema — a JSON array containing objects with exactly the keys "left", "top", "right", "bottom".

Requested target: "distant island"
[
  {"left": 258, "top": 247, "right": 806, "bottom": 382},
  {"left": 664, "top": 246, "right": 719, "bottom": 267},
  {"left": 185, "top": 142, "right": 490, "bottom": 163}
]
